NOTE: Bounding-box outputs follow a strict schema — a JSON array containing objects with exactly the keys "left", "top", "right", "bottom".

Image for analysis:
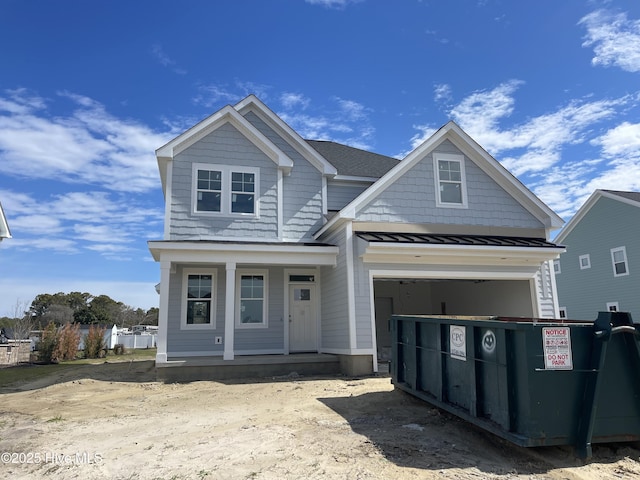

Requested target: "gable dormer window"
[
  {"left": 193, "top": 164, "right": 259, "bottom": 216},
  {"left": 433, "top": 153, "right": 467, "bottom": 208}
]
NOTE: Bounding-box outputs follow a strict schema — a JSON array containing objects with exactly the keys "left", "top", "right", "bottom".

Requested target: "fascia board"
[
  {"left": 148, "top": 241, "right": 338, "bottom": 265},
  {"left": 600, "top": 190, "right": 640, "bottom": 208},
  {"left": 361, "top": 242, "right": 565, "bottom": 265},
  {"left": 444, "top": 124, "right": 564, "bottom": 230},
  {"left": 155, "top": 105, "right": 293, "bottom": 175},
  {"left": 554, "top": 190, "right": 602, "bottom": 243},
  {"left": 0, "top": 202, "right": 11, "bottom": 239},
  {"left": 235, "top": 95, "right": 337, "bottom": 176}
]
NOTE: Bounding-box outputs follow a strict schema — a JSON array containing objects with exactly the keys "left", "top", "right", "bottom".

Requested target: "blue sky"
[{"left": 1, "top": 0, "right": 640, "bottom": 316}]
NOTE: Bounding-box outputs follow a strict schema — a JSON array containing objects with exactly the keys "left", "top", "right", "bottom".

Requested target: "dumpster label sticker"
[
  {"left": 450, "top": 325, "right": 466, "bottom": 361},
  {"left": 542, "top": 327, "right": 573, "bottom": 370},
  {"left": 482, "top": 330, "right": 496, "bottom": 355}
]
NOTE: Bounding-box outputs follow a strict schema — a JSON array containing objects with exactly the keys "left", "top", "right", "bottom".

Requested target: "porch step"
[{"left": 157, "top": 353, "right": 341, "bottom": 382}]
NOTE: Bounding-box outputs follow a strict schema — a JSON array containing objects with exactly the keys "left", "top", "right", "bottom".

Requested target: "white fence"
[{"left": 115, "top": 334, "right": 157, "bottom": 349}]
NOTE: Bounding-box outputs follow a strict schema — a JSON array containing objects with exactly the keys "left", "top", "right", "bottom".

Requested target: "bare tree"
[{"left": 9, "top": 299, "right": 34, "bottom": 365}]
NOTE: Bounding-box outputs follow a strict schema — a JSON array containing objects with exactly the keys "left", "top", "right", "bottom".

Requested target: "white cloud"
[
  {"left": 407, "top": 80, "right": 640, "bottom": 220},
  {"left": 280, "top": 92, "right": 311, "bottom": 110},
  {"left": 278, "top": 97, "right": 374, "bottom": 149},
  {"left": 580, "top": 9, "right": 640, "bottom": 72},
  {"left": 0, "top": 188, "right": 163, "bottom": 256},
  {"left": 593, "top": 121, "right": 640, "bottom": 157},
  {"left": 151, "top": 44, "right": 187, "bottom": 75},
  {"left": 433, "top": 83, "right": 452, "bottom": 104},
  {"left": 0, "top": 89, "right": 171, "bottom": 193},
  {"left": 305, "top": 0, "right": 361, "bottom": 9}
]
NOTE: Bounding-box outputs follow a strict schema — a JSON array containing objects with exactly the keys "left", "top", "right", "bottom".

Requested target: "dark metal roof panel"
[{"left": 356, "top": 231, "right": 563, "bottom": 248}]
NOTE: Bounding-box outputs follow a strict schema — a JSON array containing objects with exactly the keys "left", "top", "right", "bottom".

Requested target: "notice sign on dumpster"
[
  {"left": 542, "top": 327, "right": 573, "bottom": 370},
  {"left": 450, "top": 325, "right": 467, "bottom": 361}
]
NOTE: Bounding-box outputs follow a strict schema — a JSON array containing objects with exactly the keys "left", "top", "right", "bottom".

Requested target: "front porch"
[{"left": 156, "top": 353, "right": 342, "bottom": 382}]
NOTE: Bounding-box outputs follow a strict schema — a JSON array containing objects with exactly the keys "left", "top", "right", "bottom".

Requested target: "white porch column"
[
  {"left": 156, "top": 260, "right": 172, "bottom": 363},
  {"left": 223, "top": 261, "right": 236, "bottom": 360}
]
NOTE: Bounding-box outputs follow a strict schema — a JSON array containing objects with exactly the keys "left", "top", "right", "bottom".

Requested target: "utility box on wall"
[{"left": 391, "top": 312, "right": 640, "bottom": 458}]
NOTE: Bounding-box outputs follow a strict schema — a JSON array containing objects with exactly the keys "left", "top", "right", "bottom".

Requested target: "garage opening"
[{"left": 373, "top": 278, "right": 534, "bottom": 366}]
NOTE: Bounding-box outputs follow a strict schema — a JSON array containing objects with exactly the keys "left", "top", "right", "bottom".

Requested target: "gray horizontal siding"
[
  {"left": 234, "top": 267, "right": 285, "bottom": 352},
  {"left": 169, "top": 122, "right": 278, "bottom": 240},
  {"left": 327, "top": 182, "right": 370, "bottom": 211},
  {"left": 166, "top": 265, "right": 285, "bottom": 355},
  {"left": 166, "top": 265, "right": 225, "bottom": 355},
  {"left": 320, "top": 229, "right": 351, "bottom": 350},
  {"left": 555, "top": 197, "right": 640, "bottom": 320},
  {"left": 356, "top": 140, "right": 543, "bottom": 229}
]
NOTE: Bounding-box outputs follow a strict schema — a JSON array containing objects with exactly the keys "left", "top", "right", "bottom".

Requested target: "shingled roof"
[
  {"left": 306, "top": 140, "right": 399, "bottom": 178},
  {"left": 603, "top": 190, "right": 640, "bottom": 204}
]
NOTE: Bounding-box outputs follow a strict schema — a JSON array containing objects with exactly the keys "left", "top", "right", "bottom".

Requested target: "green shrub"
[
  {"left": 53, "top": 323, "right": 81, "bottom": 361},
  {"left": 83, "top": 325, "right": 106, "bottom": 359},
  {"left": 38, "top": 322, "right": 59, "bottom": 364}
]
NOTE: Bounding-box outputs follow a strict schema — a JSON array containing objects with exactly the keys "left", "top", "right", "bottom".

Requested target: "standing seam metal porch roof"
[{"left": 356, "top": 232, "right": 563, "bottom": 248}]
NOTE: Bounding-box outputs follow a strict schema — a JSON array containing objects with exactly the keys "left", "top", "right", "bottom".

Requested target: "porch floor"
[{"left": 157, "top": 353, "right": 342, "bottom": 382}]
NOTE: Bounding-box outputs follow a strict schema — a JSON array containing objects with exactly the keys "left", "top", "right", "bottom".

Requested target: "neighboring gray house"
[
  {"left": 554, "top": 189, "right": 640, "bottom": 320},
  {"left": 149, "top": 95, "right": 565, "bottom": 378},
  {"left": 0, "top": 202, "right": 11, "bottom": 241}
]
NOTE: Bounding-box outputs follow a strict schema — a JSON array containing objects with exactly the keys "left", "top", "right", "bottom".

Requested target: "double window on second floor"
[{"left": 193, "top": 164, "right": 259, "bottom": 216}]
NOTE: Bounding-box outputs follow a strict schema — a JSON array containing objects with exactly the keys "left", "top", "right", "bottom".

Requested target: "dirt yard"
[{"left": 1, "top": 359, "right": 639, "bottom": 480}]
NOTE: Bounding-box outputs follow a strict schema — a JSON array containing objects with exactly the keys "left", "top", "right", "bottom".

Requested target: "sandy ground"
[{"left": 1, "top": 359, "right": 639, "bottom": 480}]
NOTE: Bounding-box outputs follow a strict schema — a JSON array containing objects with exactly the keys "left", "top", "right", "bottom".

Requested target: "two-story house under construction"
[{"left": 148, "top": 95, "right": 564, "bottom": 380}]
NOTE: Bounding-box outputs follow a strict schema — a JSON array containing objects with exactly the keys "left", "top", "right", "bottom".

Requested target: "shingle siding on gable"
[
  {"left": 355, "top": 140, "right": 543, "bottom": 229},
  {"left": 169, "top": 122, "right": 279, "bottom": 240},
  {"left": 556, "top": 196, "right": 640, "bottom": 320},
  {"left": 243, "top": 111, "right": 324, "bottom": 241}
]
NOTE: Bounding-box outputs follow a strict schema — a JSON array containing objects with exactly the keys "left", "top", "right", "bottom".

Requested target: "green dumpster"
[{"left": 390, "top": 311, "right": 640, "bottom": 458}]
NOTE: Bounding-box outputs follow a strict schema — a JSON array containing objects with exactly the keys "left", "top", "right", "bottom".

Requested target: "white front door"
[{"left": 289, "top": 284, "right": 317, "bottom": 352}]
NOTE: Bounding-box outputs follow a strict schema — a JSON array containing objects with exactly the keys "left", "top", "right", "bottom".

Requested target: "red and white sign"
[{"left": 542, "top": 327, "right": 573, "bottom": 370}]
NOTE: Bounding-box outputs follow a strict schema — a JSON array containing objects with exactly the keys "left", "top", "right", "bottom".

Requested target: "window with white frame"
[
  {"left": 559, "top": 307, "right": 567, "bottom": 319},
  {"left": 606, "top": 302, "right": 619, "bottom": 312},
  {"left": 237, "top": 270, "right": 268, "bottom": 328},
  {"left": 181, "top": 269, "right": 216, "bottom": 329},
  {"left": 434, "top": 153, "right": 467, "bottom": 207},
  {"left": 579, "top": 254, "right": 591, "bottom": 270},
  {"left": 610, "top": 246, "right": 629, "bottom": 277},
  {"left": 193, "top": 164, "right": 258, "bottom": 216},
  {"left": 553, "top": 259, "right": 561, "bottom": 274}
]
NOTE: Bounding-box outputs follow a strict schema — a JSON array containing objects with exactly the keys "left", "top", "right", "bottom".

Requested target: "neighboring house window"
[
  {"left": 606, "top": 302, "right": 619, "bottom": 312},
  {"left": 433, "top": 153, "right": 467, "bottom": 208},
  {"left": 237, "top": 270, "right": 268, "bottom": 328},
  {"left": 610, "top": 247, "right": 629, "bottom": 277},
  {"left": 579, "top": 254, "right": 591, "bottom": 270},
  {"left": 559, "top": 307, "right": 567, "bottom": 319},
  {"left": 553, "top": 259, "right": 561, "bottom": 274},
  {"left": 181, "top": 269, "right": 216, "bottom": 329},
  {"left": 193, "top": 164, "right": 259, "bottom": 216}
]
